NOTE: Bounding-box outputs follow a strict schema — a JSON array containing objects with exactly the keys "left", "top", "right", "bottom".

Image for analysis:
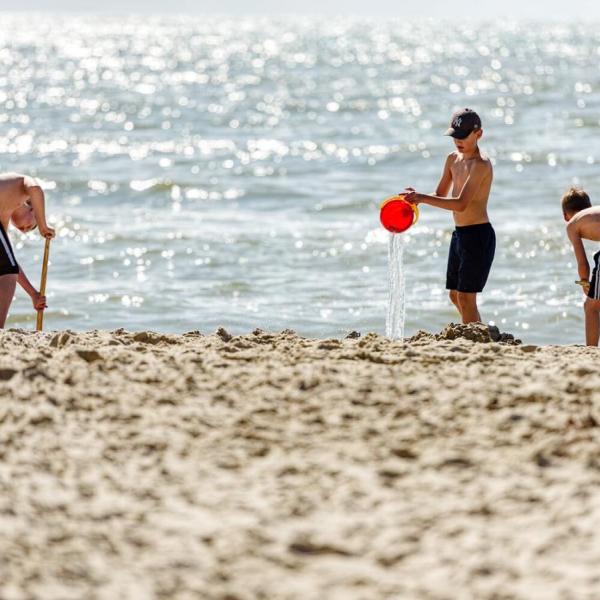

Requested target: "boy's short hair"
[{"left": 562, "top": 187, "right": 591, "bottom": 215}]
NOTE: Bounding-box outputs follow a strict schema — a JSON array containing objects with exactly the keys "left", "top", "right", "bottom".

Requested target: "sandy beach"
[{"left": 1, "top": 324, "right": 600, "bottom": 599}]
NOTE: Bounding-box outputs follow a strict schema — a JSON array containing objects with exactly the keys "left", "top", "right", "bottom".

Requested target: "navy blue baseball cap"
[{"left": 444, "top": 108, "right": 482, "bottom": 140}]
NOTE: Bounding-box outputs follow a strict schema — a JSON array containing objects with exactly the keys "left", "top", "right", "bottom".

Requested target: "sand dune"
[{"left": 1, "top": 324, "right": 599, "bottom": 599}]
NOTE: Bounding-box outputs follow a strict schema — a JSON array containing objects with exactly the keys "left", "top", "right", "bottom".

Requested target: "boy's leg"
[
  {"left": 446, "top": 231, "right": 460, "bottom": 317},
  {"left": 449, "top": 290, "right": 460, "bottom": 313},
  {"left": 584, "top": 297, "right": 600, "bottom": 346},
  {"left": 457, "top": 291, "right": 481, "bottom": 323},
  {"left": 455, "top": 224, "right": 495, "bottom": 325},
  {"left": 449, "top": 289, "right": 466, "bottom": 322},
  {"left": 0, "top": 274, "right": 17, "bottom": 328},
  {"left": 585, "top": 252, "right": 600, "bottom": 346}
]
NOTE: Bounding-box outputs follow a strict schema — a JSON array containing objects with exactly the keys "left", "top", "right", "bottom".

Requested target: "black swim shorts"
[
  {"left": 0, "top": 222, "right": 19, "bottom": 276},
  {"left": 446, "top": 222, "right": 495, "bottom": 293},
  {"left": 589, "top": 251, "right": 600, "bottom": 300}
]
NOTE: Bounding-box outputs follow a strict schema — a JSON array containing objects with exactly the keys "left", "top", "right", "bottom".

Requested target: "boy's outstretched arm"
[
  {"left": 567, "top": 223, "right": 590, "bottom": 283},
  {"left": 16, "top": 265, "right": 47, "bottom": 311},
  {"left": 405, "top": 160, "right": 488, "bottom": 212},
  {"left": 23, "top": 177, "right": 55, "bottom": 239}
]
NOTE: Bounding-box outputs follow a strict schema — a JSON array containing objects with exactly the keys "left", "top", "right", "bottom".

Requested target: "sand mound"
[
  {"left": 410, "top": 322, "right": 521, "bottom": 345},
  {"left": 437, "top": 321, "right": 521, "bottom": 344},
  {"left": 0, "top": 326, "right": 598, "bottom": 599}
]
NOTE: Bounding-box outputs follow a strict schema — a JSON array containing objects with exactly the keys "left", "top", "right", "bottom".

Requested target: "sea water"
[
  {"left": 1, "top": 15, "right": 598, "bottom": 344},
  {"left": 386, "top": 234, "right": 406, "bottom": 340}
]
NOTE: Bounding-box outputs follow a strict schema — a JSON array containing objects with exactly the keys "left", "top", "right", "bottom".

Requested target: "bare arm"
[
  {"left": 23, "top": 177, "right": 55, "bottom": 239},
  {"left": 434, "top": 153, "right": 454, "bottom": 197},
  {"left": 16, "top": 265, "right": 47, "bottom": 310},
  {"left": 567, "top": 222, "right": 590, "bottom": 281},
  {"left": 17, "top": 265, "right": 37, "bottom": 296},
  {"left": 407, "top": 160, "right": 489, "bottom": 213}
]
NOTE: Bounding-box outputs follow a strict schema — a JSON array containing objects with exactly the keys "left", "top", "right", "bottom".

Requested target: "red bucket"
[{"left": 379, "top": 195, "right": 419, "bottom": 233}]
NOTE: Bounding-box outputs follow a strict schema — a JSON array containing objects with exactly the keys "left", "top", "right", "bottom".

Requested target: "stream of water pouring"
[{"left": 386, "top": 233, "right": 406, "bottom": 340}]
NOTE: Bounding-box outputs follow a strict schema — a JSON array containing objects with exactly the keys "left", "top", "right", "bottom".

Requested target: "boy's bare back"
[
  {"left": 567, "top": 206, "right": 600, "bottom": 242},
  {"left": 0, "top": 173, "right": 34, "bottom": 227}
]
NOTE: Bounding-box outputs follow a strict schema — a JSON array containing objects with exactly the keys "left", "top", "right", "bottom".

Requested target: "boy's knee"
[
  {"left": 585, "top": 297, "right": 600, "bottom": 312},
  {"left": 449, "top": 290, "right": 458, "bottom": 304}
]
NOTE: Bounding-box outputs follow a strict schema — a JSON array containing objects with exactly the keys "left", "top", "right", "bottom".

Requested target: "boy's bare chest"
[{"left": 450, "top": 161, "right": 475, "bottom": 187}]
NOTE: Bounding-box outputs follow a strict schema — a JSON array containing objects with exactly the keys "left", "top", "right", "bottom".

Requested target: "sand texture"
[{"left": 1, "top": 323, "right": 600, "bottom": 600}]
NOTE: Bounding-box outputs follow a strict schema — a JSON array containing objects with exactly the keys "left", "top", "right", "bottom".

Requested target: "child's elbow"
[{"left": 455, "top": 201, "right": 469, "bottom": 213}]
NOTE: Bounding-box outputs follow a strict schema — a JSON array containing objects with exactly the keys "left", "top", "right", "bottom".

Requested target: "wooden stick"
[{"left": 36, "top": 238, "right": 51, "bottom": 332}]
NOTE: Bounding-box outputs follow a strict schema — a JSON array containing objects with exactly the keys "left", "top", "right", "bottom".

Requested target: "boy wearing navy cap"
[{"left": 405, "top": 108, "right": 495, "bottom": 324}]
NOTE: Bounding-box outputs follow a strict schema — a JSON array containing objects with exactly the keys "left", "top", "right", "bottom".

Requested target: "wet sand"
[{"left": 1, "top": 323, "right": 600, "bottom": 599}]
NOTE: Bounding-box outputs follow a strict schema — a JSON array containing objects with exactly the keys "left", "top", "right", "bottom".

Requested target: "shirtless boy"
[
  {"left": 562, "top": 187, "right": 600, "bottom": 345},
  {"left": 405, "top": 108, "right": 495, "bottom": 324},
  {"left": 0, "top": 173, "right": 55, "bottom": 327}
]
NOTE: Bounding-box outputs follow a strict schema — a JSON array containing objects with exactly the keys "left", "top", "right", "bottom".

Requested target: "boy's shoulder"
[
  {"left": 0, "top": 171, "right": 24, "bottom": 180},
  {"left": 447, "top": 151, "right": 492, "bottom": 165},
  {"left": 448, "top": 151, "right": 493, "bottom": 177},
  {"left": 567, "top": 207, "right": 600, "bottom": 235},
  {"left": 473, "top": 151, "right": 492, "bottom": 167},
  {"left": 0, "top": 173, "right": 40, "bottom": 192},
  {"left": 0, "top": 172, "right": 28, "bottom": 189},
  {"left": 472, "top": 153, "right": 493, "bottom": 179},
  {"left": 570, "top": 206, "right": 600, "bottom": 222}
]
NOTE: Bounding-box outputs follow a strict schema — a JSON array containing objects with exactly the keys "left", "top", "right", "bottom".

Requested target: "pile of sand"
[
  {"left": 1, "top": 325, "right": 599, "bottom": 599},
  {"left": 410, "top": 321, "right": 521, "bottom": 344}
]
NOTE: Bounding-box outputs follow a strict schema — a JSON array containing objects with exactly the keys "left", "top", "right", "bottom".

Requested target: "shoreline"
[{"left": 2, "top": 323, "right": 599, "bottom": 598}]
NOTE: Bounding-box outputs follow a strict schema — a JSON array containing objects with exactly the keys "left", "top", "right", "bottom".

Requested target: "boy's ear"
[{"left": 475, "top": 129, "right": 483, "bottom": 140}]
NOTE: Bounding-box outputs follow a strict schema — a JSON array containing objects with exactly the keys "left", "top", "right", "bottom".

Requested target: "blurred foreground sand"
[{"left": 1, "top": 324, "right": 600, "bottom": 600}]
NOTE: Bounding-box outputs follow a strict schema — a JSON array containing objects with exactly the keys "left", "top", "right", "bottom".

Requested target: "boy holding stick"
[{"left": 0, "top": 173, "right": 55, "bottom": 327}]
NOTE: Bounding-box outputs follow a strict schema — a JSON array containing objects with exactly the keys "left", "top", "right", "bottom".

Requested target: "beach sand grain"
[{"left": 1, "top": 324, "right": 599, "bottom": 599}]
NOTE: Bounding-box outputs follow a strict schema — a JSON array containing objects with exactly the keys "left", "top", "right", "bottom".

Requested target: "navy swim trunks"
[
  {"left": 588, "top": 251, "right": 600, "bottom": 300},
  {"left": 0, "top": 222, "right": 19, "bottom": 276},
  {"left": 446, "top": 222, "right": 495, "bottom": 293}
]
